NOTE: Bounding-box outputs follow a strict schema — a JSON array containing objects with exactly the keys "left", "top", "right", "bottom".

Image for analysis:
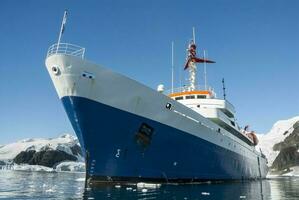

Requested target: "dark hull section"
[
  {"left": 62, "top": 96, "right": 265, "bottom": 183},
  {"left": 83, "top": 175, "right": 262, "bottom": 185}
]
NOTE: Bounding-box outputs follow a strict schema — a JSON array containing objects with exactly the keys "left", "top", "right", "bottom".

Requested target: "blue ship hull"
[{"left": 62, "top": 96, "right": 263, "bottom": 183}]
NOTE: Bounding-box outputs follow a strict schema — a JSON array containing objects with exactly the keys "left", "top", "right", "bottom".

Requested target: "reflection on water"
[
  {"left": 0, "top": 170, "right": 84, "bottom": 199},
  {"left": 83, "top": 181, "right": 272, "bottom": 200},
  {"left": 269, "top": 176, "right": 299, "bottom": 200},
  {"left": 0, "top": 170, "right": 299, "bottom": 199}
]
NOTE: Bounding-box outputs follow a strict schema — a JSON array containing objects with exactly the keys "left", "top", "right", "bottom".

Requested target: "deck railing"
[
  {"left": 164, "top": 85, "right": 214, "bottom": 95},
  {"left": 47, "top": 43, "right": 85, "bottom": 58}
]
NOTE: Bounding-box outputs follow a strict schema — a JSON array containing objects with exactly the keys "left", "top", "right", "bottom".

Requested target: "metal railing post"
[
  {"left": 82, "top": 48, "right": 85, "bottom": 58},
  {"left": 46, "top": 43, "right": 85, "bottom": 58},
  {"left": 64, "top": 43, "right": 67, "bottom": 54}
]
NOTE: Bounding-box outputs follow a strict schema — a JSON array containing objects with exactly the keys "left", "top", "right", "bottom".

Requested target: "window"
[
  {"left": 175, "top": 96, "right": 183, "bottom": 100},
  {"left": 186, "top": 95, "right": 195, "bottom": 99},
  {"left": 166, "top": 103, "right": 172, "bottom": 109},
  {"left": 197, "top": 95, "right": 206, "bottom": 99},
  {"left": 230, "top": 121, "right": 235, "bottom": 126}
]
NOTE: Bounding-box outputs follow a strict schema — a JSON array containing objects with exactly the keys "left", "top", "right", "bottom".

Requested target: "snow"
[
  {"left": 257, "top": 116, "right": 299, "bottom": 166},
  {"left": 1, "top": 162, "right": 85, "bottom": 173},
  {"left": 12, "top": 164, "right": 55, "bottom": 172},
  {"left": 266, "top": 166, "right": 299, "bottom": 177},
  {"left": 281, "top": 166, "right": 299, "bottom": 177},
  {"left": 55, "top": 144, "right": 74, "bottom": 155},
  {"left": 0, "top": 133, "right": 79, "bottom": 161},
  {"left": 55, "top": 161, "right": 85, "bottom": 172},
  {"left": 0, "top": 134, "right": 85, "bottom": 173}
]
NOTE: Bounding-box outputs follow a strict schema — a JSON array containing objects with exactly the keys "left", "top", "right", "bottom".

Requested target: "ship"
[{"left": 45, "top": 12, "right": 268, "bottom": 183}]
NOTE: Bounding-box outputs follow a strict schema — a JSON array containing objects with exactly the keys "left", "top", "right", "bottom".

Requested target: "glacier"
[
  {"left": 0, "top": 134, "right": 85, "bottom": 173},
  {"left": 257, "top": 116, "right": 299, "bottom": 166},
  {"left": 257, "top": 116, "right": 299, "bottom": 176}
]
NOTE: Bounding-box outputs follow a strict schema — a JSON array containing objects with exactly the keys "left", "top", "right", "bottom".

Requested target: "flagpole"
[
  {"left": 57, "top": 10, "right": 67, "bottom": 52},
  {"left": 204, "top": 50, "right": 207, "bottom": 90},
  {"left": 192, "top": 27, "right": 196, "bottom": 44}
]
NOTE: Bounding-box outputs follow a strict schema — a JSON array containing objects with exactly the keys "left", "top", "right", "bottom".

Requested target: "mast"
[
  {"left": 184, "top": 27, "right": 215, "bottom": 91},
  {"left": 203, "top": 50, "right": 207, "bottom": 90},
  {"left": 57, "top": 10, "right": 68, "bottom": 52},
  {"left": 188, "top": 61, "right": 197, "bottom": 91},
  {"left": 188, "top": 27, "right": 197, "bottom": 91},
  {"left": 171, "top": 41, "right": 174, "bottom": 93},
  {"left": 222, "top": 78, "right": 226, "bottom": 100},
  {"left": 192, "top": 27, "right": 196, "bottom": 43}
]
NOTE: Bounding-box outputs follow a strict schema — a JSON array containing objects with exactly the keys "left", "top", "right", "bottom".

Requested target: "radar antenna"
[
  {"left": 222, "top": 78, "right": 226, "bottom": 100},
  {"left": 184, "top": 27, "right": 215, "bottom": 91}
]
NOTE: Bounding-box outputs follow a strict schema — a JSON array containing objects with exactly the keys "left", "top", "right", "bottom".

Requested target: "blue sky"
[{"left": 1, "top": 0, "right": 299, "bottom": 144}]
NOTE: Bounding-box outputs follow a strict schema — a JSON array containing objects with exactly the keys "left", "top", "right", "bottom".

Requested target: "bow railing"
[{"left": 47, "top": 43, "right": 85, "bottom": 58}]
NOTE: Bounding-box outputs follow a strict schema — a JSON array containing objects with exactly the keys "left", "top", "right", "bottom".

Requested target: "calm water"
[{"left": 0, "top": 170, "right": 298, "bottom": 200}]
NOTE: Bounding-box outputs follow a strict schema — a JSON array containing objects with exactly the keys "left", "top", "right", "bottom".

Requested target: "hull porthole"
[{"left": 52, "top": 66, "right": 60, "bottom": 75}]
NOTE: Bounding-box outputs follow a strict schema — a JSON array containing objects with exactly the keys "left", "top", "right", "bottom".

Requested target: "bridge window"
[
  {"left": 186, "top": 95, "right": 195, "bottom": 99},
  {"left": 175, "top": 96, "right": 183, "bottom": 100},
  {"left": 197, "top": 95, "right": 206, "bottom": 99},
  {"left": 230, "top": 121, "right": 235, "bottom": 126}
]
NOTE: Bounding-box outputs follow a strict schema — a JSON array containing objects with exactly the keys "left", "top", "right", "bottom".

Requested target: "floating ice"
[
  {"left": 281, "top": 166, "right": 299, "bottom": 177},
  {"left": 45, "top": 189, "right": 55, "bottom": 193},
  {"left": 137, "top": 182, "right": 161, "bottom": 188},
  {"left": 55, "top": 161, "right": 85, "bottom": 172},
  {"left": 75, "top": 178, "right": 85, "bottom": 182},
  {"left": 12, "top": 164, "right": 54, "bottom": 172},
  {"left": 141, "top": 188, "right": 148, "bottom": 193},
  {"left": 201, "top": 192, "right": 210, "bottom": 195}
]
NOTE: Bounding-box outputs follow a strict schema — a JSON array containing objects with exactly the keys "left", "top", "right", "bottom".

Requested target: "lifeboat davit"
[{"left": 247, "top": 132, "right": 259, "bottom": 146}]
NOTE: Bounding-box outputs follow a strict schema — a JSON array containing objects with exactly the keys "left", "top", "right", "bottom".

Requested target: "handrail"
[
  {"left": 46, "top": 43, "right": 85, "bottom": 59},
  {"left": 164, "top": 85, "right": 214, "bottom": 95}
]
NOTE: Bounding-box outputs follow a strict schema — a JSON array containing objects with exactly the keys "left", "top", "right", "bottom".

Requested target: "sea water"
[{"left": 0, "top": 170, "right": 298, "bottom": 199}]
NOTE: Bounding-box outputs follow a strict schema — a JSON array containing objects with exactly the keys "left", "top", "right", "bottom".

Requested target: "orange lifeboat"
[{"left": 247, "top": 131, "right": 259, "bottom": 146}]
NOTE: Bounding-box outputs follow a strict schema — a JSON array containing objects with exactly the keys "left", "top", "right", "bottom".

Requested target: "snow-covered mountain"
[
  {"left": 257, "top": 116, "right": 299, "bottom": 173},
  {"left": 0, "top": 134, "right": 82, "bottom": 161},
  {"left": 0, "top": 134, "right": 85, "bottom": 172}
]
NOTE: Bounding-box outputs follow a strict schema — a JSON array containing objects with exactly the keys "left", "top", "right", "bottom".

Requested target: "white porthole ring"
[{"left": 52, "top": 66, "right": 60, "bottom": 75}]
